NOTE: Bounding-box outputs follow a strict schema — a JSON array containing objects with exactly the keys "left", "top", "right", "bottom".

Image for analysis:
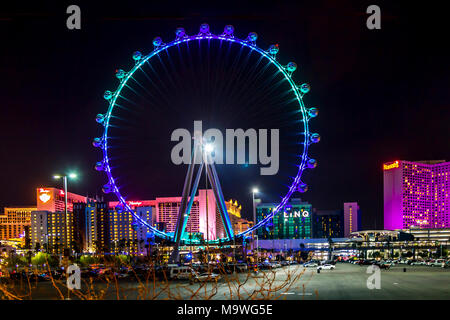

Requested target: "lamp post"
[
  {"left": 252, "top": 188, "right": 259, "bottom": 226},
  {"left": 53, "top": 173, "right": 77, "bottom": 254},
  {"left": 251, "top": 188, "right": 259, "bottom": 262}
]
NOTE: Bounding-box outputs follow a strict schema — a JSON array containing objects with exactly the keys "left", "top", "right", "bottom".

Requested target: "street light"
[
  {"left": 251, "top": 188, "right": 259, "bottom": 262},
  {"left": 204, "top": 143, "right": 214, "bottom": 153},
  {"left": 53, "top": 173, "right": 78, "bottom": 254},
  {"left": 251, "top": 188, "right": 259, "bottom": 225}
]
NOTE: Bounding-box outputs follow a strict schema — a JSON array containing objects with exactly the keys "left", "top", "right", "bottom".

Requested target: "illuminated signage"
[
  {"left": 128, "top": 201, "right": 143, "bottom": 206},
  {"left": 383, "top": 161, "right": 399, "bottom": 170},
  {"left": 283, "top": 210, "right": 309, "bottom": 218},
  {"left": 38, "top": 188, "right": 51, "bottom": 203}
]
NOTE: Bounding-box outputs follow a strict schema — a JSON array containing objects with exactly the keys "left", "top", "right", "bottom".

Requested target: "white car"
[
  {"left": 304, "top": 262, "right": 318, "bottom": 267},
  {"left": 191, "top": 272, "right": 221, "bottom": 283},
  {"left": 317, "top": 264, "right": 335, "bottom": 270},
  {"left": 170, "top": 266, "right": 195, "bottom": 280},
  {"left": 430, "top": 259, "right": 446, "bottom": 267}
]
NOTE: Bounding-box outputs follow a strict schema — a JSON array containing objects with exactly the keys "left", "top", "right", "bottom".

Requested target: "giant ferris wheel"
[{"left": 93, "top": 24, "right": 320, "bottom": 253}]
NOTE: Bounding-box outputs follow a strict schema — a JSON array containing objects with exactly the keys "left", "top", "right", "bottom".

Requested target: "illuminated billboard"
[{"left": 383, "top": 161, "right": 399, "bottom": 170}]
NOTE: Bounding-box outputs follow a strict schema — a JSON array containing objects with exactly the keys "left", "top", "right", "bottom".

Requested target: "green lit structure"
[{"left": 256, "top": 199, "right": 312, "bottom": 240}]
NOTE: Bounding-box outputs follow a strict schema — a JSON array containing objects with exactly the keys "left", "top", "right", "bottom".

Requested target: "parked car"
[
  {"left": 426, "top": 259, "right": 435, "bottom": 266},
  {"left": 410, "top": 260, "right": 426, "bottom": 266},
  {"left": 358, "top": 260, "right": 373, "bottom": 266},
  {"left": 270, "top": 262, "right": 282, "bottom": 268},
  {"left": 236, "top": 263, "right": 248, "bottom": 272},
  {"left": 376, "top": 262, "right": 391, "bottom": 270},
  {"left": 170, "top": 266, "right": 195, "bottom": 280},
  {"left": 430, "top": 259, "right": 446, "bottom": 267},
  {"left": 190, "top": 271, "right": 221, "bottom": 283},
  {"left": 304, "top": 262, "right": 318, "bottom": 267},
  {"left": 317, "top": 264, "right": 335, "bottom": 270}
]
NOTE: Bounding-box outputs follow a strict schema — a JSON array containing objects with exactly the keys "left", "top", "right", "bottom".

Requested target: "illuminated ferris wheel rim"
[{"left": 93, "top": 24, "right": 320, "bottom": 243}]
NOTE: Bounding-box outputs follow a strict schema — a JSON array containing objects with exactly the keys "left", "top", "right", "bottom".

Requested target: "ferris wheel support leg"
[
  {"left": 169, "top": 144, "right": 200, "bottom": 263},
  {"left": 179, "top": 163, "right": 204, "bottom": 241},
  {"left": 206, "top": 156, "right": 234, "bottom": 240}
]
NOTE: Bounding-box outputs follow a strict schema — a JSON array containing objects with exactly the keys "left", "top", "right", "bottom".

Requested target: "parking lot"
[
  {"left": 3, "top": 262, "right": 449, "bottom": 300},
  {"left": 282, "top": 263, "right": 450, "bottom": 300}
]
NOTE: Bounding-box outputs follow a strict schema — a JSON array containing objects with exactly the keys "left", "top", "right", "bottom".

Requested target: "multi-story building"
[
  {"left": 30, "top": 210, "right": 73, "bottom": 254},
  {"left": 109, "top": 189, "right": 220, "bottom": 241},
  {"left": 256, "top": 198, "right": 313, "bottom": 240},
  {"left": 73, "top": 201, "right": 109, "bottom": 253},
  {"left": 225, "top": 199, "right": 253, "bottom": 235},
  {"left": 312, "top": 209, "right": 344, "bottom": 238},
  {"left": 0, "top": 206, "right": 36, "bottom": 241},
  {"left": 30, "top": 187, "right": 88, "bottom": 254},
  {"left": 108, "top": 207, "right": 153, "bottom": 255},
  {"left": 36, "top": 187, "right": 87, "bottom": 212},
  {"left": 343, "top": 202, "right": 361, "bottom": 237},
  {"left": 384, "top": 160, "right": 450, "bottom": 230}
]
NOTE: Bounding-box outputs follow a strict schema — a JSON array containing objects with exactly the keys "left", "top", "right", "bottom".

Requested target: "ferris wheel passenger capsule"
[
  {"left": 286, "top": 62, "right": 297, "bottom": 73},
  {"left": 247, "top": 32, "right": 258, "bottom": 43},
  {"left": 223, "top": 25, "right": 234, "bottom": 36},
  {"left": 94, "top": 162, "right": 105, "bottom": 171},
  {"left": 308, "top": 107, "right": 319, "bottom": 118},
  {"left": 175, "top": 27, "right": 186, "bottom": 39},
  {"left": 153, "top": 37, "right": 163, "bottom": 48},
  {"left": 96, "top": 114, "right": 105, "bottom": 124},
  {"left": 310, "top": 133, "right": 321, "bottom": 144},
  {"left": 92, "top": 137, "right": 103, "bottom": 148},
  {"left": 298, "top": 183, "right": 308, "bottom": 193},
  {"left": 268, "top": 44, "right": 279, "bottom": 56},
  {"left": 199, "top": 23, "right": 210, "bottom": 35},
  {"left": 115, "top": 69, "right": 126, "bottom": 80},
  {"left": 102, "top": 184, "right": 113, "bottom": 194},
  {"left": 307, "top": 158, "right": 318, "bottom": 169},
  {"left": 299, "top": 83, "right": 310, "bottom": 94},
  {"left": 103, "top": 90, "right": 113, "bottom": 100},
  {"left": 132, "top": 51, "right": 142, "bottom": 61}
]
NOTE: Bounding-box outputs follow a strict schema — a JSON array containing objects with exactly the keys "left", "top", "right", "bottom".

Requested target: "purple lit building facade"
[
  {"left": 343, "top": 202, "right": 360, "bottom": 237},
  {"left": 384, "top": 160, "right": 450, "bottom": 230}
]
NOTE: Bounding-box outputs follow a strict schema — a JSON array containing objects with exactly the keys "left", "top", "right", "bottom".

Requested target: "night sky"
[{"left": 0, "top": 1, "right": 449, "bottom": 230}]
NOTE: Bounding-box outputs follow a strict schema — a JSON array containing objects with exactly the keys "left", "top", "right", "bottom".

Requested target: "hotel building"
[
  {"left": 256, "top": 198, "right": 313, "bottom": 240},
  {"left": 31, "top": 210, "right": 73, "bottom": 254},
  {"left": 343, "top": 202, "right": 361, "bottom": 237},
  {"left": 108, "top": 206, "right": 152, "bottom": 254},
  {"left": 73, "top": 201, "right": 109, "bottom": 253},
  {"left": 36, "top": 187, "right": 87, "bottom": 212},
  {"left": 30, "top": 187, "right": 88, "bottom": 254},
  {"left": 312, "top": 209, "right": 344, "bottom": 238},
  {"left": 384, "top": 160, "right": 450, "bottom": 230},
  {"left": 225, "top": 199, "right": 253, "bottom": 235},
  {"left": 0, "top": 206, "right": 36, "bottom": 241},
  {"left": 109, "top": 189, "right": 221, "bottom": 241}
]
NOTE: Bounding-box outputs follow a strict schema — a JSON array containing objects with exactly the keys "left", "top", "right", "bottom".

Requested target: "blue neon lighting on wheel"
[{"left": 95, "top": 24, "right": 319, "bottom": 244}]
